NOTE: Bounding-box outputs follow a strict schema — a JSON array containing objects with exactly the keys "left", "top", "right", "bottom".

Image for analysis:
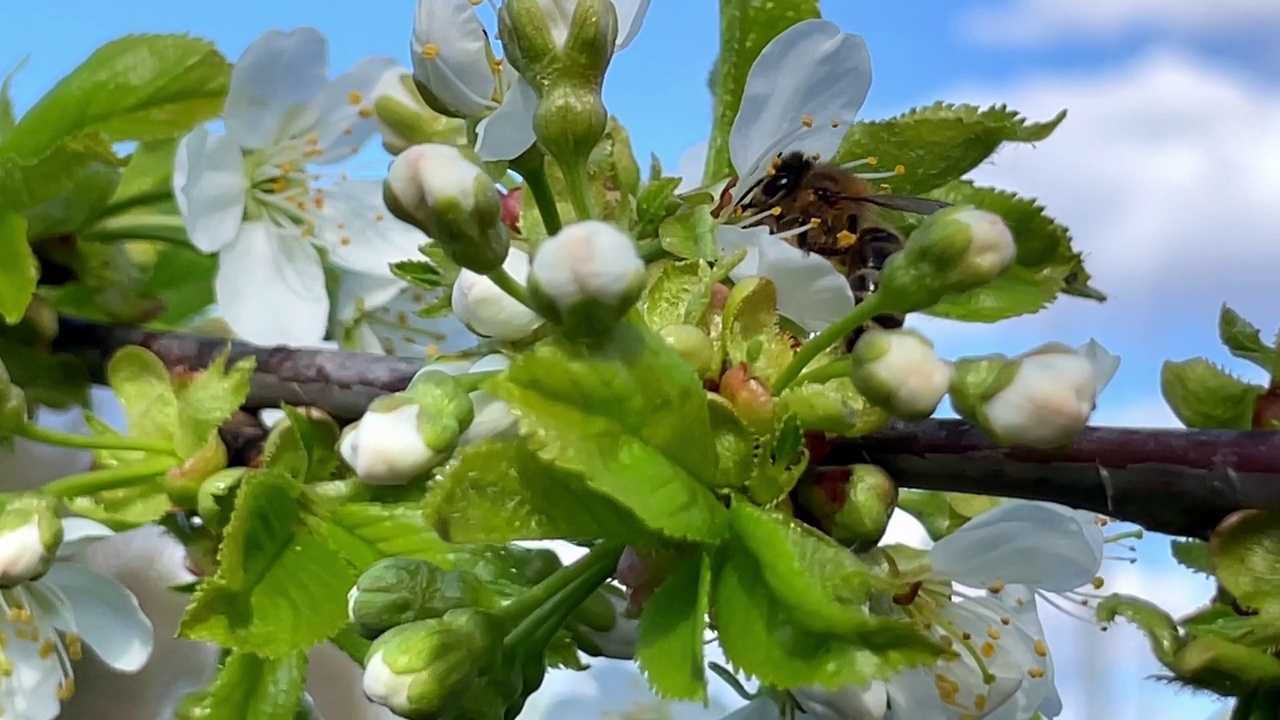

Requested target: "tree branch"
[{"left": 53, "top": 318, "right": 1280, "bottom": 539}]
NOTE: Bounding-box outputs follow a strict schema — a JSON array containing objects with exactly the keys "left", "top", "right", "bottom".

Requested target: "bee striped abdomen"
[{"left": 844, "top": 227, "right": 907, "bottom": 353}]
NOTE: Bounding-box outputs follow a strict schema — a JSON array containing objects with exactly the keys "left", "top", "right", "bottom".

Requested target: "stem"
[
  {"left": 773, "top": 294, "right": 889, "bottom": 393},
  {"left": 15, "top": 423, "right": 175, "bottom": 455},
  {"left": 521, "top": 163, "right": 563, "bottom": 236},
  {"left": 792, "top": 358, "right": 854, "bottom": 387},
  {"left": 43, "top": 456, "right": 177, "bottom": 498},
  {"left": 84, "top": 214, "right": 190, "bottom": 246},
  {"left": 561, "top": 160, "right": 593, "bottom": 222},
  {"left": 331, "top": 626, "right": 373, "bottom": 665},
  {"left": 96, "top": 187, "right": 175, "bottom": 219},
  {"left": 502, "top": 542, "right": 624, "bottom": 650},
  {"left": 487, "top": 266, "right": 537, "bottom": 313}
]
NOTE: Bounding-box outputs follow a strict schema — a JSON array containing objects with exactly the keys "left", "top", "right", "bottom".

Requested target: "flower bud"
[
  {"left": 452, "top": 248, "right": 546, "bottom": 341},
  {"left": 163, "top": 432, "right": 229, "bottom": 508},
  {"left": 951, "top": 339, "right": 1120, "bottom": 449},
  {"left": 362, "top": 609, "right": 504, "bottom": 718},
  {"left": 339, "top": 372, "right": 475, "bottom": 485},
  {"left": 877, "top": 206, "right": 1017, "bottom": 312},
  {"left": 849, "top": 329, "right": 952, "bottom": 421},
  {"left": 372, "top": 66, "right": 467, "bottom": 155},
  {"left": 719, "top": 362, "right": 775, "bottom": 434},
  {"left": 416, "top": 353, "right": 517, "bottom": 447},
  {"left": 0, "top": 496, "right": 63, "bottom": 587},
  {"left": 0, "top": 358, "right": 27, "bottom": 433},
  {"left": 795, "top": 465, "right": 897, "bottom": 550},
  {"left": 349, "top": 557, "right": 489, "bottom": 639},
  {"left": 570, "top": 587, "right": 638, "bottom": 660},
  {"left": 196, "top": 467, "right": 247, "bottom": 533},
  {"left": 384, "top": 143, "right": 509, "bottom": 274},
  {"left": 528, "top": 220, "right": 645, "bottom": 339},
  {"left": 659, "top": 324, "right": 719, "bottom": 382}
]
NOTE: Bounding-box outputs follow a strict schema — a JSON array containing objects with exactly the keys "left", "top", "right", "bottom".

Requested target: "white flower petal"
[
  {"left": 259, "top": 408, "right": 288, "bottom": 430},
  {"left": 1075, "top": 338, "right": 1121, "bottom": 396},
  {"left": 475, "top": 74, "right": 538, "bottom": 161},
  {"left": 715, "top": 697, "right": 785, "bottom": 720},
  {"left": 613, "top": 0, "right": 652, "bottom": 49},
  {"left": 930, "top": 501, "right": 1104, "bottom": 592},
  {"left": 715, "top": 225, "right": 762, "bottom": 277},
  {"left": 1, "top": 614, "right": 63, "bottom": 720},
  {"left": 730, "top": 19, "right": 871, "bottom": 177},
  {"left": 986, "top": 585, "right": 1061, "bottom": 720},
  {"left": 172, "top": 127, "right": 248, "bottom": 254},
  {"left": 214, "top": 222, "right": 330, "bottom": 346},
  {"left": 56, "top": 518, "right": 115, "bottom": 560},
  {"left": 674, "top": 140, "right": 709, "bottom": 193},
  {"left": 412, "top": 0, "right": 500, "bottom": 118},
  {"left": 316, "top": 180, "right": 425, "bottom": 277},
  {"left": 755, "top": 231, "right": 857, "bottom": 332},
  {"left": 335, "top": 270, "right": 477, "bottom": 358},
  {"left": 335, "top": 271, "right": 407, "bottom": 324},
  {"left": 223, "top": 28, "right": 330, "bottom": 149},
  {"left": 43, "top": 563, "right": 153, "bottom": 672},
  {"left": 308, "top": 56, "right": 397, "bottom": 164}
]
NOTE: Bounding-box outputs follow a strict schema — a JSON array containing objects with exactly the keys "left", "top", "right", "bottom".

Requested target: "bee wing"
[{"left": 857, "top": 194, "right": 952, "bottom": 215}]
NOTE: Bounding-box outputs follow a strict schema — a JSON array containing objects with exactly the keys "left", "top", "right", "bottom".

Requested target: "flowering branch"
[{"left": 52, "top": 317, "right": 1280, "bottom": 538}]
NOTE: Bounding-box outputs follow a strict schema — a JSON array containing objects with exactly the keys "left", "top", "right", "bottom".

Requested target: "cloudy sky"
[{"left": 5, "top": 0, "right": 1277, "bottom": 718}]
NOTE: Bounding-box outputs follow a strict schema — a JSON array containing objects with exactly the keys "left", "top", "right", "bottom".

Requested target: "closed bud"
[
  {"left": 385, "top": 143, "right": 509, "bottom": 274},
  {"left": 452, "top": 248, "right": 546, "bottom": 341},
  {"left": 849, "top": 329, "right": 952, "bottom": 421},
  {"left": 952, "top": 339, "right": 1120, "bottom": 449},
  {"left": 339, "top": 372, "right": 475, "bottom": 485},
  {"left": 0, "top": 495, "right": 62, "bottom": 587},
  {"left": 348, "top": 557, "right": 488, "bottom": 639},
  {"left": 372, "top": 67, "right": 467, "bottom": 155},
  {"left": 163, "top": 432, "right": 229, "bottom": 507},
  {"left": 196, "top": 467, "right": 248, "bottom": 533},
  {"left": 570, "top": 587, "right": 638, "bottom": 660},
  {"left": 719, "top": 362, "right": 775, "bottom": 434},
  {"left": 416, "top": 353, "right": 518, "bottom": 446},
  {"left": 0, "top": 358, "right": 27, "bottom": 433},
  {"left": 528, "top": 220, "right": 645, "bottom": 339},
  {"left": 796, "top": 465, "right": 897, "bottom": 550},
  {"left": 877, "top": 206, "right": 1017, "bottom": 312},
  {"left": 362, "top": 609, "right": 504, "bottom": 718},
  {"left": 659, "top": 324, "right": 719, "bottom": 382}
]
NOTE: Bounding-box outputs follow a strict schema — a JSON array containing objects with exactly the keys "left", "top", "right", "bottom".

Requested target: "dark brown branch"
[{"left": 53, "top": 319, "right": 1280, "bottom": 539}]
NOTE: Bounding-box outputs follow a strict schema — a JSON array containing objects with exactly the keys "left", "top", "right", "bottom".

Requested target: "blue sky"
[{"left": 6, "top": 1, "right": 1280, "bottom": 719}]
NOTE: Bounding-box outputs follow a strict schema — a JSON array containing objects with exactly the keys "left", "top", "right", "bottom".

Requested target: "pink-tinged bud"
[
  {"left": 718, "top": 362, "right": 775, "bottom": 434},
  {"left": 795, "top": 465, "right": 897, "bottom": 550},
  {"left": 500, "top": 187, "right": 523, "bottom": 235},
  {"left": 708, "top": 283, "right": 731, "bottom": 316},
  {"left": 616, "top": 546, "right": 677, "bottom": 617},
  {"left": 1253, "top": 390, "right": 1280, "bottom": 430}
]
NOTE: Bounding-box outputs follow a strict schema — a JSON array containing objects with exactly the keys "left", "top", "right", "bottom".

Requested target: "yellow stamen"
[
  {"left": 1091, "top": 576, "right": 1105, "bottom": 589},
  {"left": 340, "top": 236, "right": 352, "bottom": 247},
  {"left": 1000, "top": 615, "right": 1012, "bottom": 626},
  {"left": 980, "top": 641, "right": 996, "bottom": 658},
  {"left": 347, "top": 90, "right": 363, "bottom": 105},
  {"left": 358, "top": 107, "right": 374, "bottom": 119},
  {"left": 986, "top": 627, "right": 1001, "bottom": 640},
  {"left": 988, "top": 580, "right": 1006, "bottom": 593},
  {"left": 836, "top": 230, "right": 857, "bottom": 248},
  {"left": 421, "top": 43, "right": 440, "bottom": 59},
  {"left": 1033, "top": 639, "right": 1048, "bottom": 657},
  {"left": 894, "top": 164, "right": 906, "bottom": 175},
  {"left": 800, "top": 114, "right": 814, "bottom": 128},
  {"left": 1028, "top": 667, "right": 1046, "bottom": 679}
]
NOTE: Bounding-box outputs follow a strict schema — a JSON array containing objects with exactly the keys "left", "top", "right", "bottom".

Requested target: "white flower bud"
[
  {"left": 415, "top": 353, "right": 517, "bottom": 446},
  {"left": 941, "top": 207, "right": 1016, "bottom": 283},
  {"left": 528, "top": 220, "right": 645, "bottom": 338},
  {"left": 793, "top": 682, "right": 888, "bottom": 720},
  {"left": 0, "top": 497, "right": 63, "bottom": 587},
  {"left": 338, "top": 403, "right": 440, "bottom": 486},
  {"left": 878, "top": 206, "right": 1017, "bottom": 311},
  {"left": 362, "top": 649, "right": 413, "bottom": 713},
  {"left": 849, "top": 329, "right": 952, "bottom": 421},
  {"left": 452, "top": 249, "right": 545, "bottom": 341}
]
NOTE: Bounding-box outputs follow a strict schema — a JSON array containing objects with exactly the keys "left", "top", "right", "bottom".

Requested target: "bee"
[{"left": 721, "top": 151, "right": 951, "bottom": 350}]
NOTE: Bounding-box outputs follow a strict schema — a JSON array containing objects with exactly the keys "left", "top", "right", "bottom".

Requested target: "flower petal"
[
  {"left": 315, "top": 180, "right": 425, "bottom": 276},
  {"left": 56, "top": 518, "right": 115, "bottom": 560},
  {"left": 412, "top": 0, "right": 500, "bottom": 118},
  {"left": 304, "top": 56, "right": 398, "bottom": 164},
  {"left": 729, "top": 19, "right": 871, "bottom": 177},
  {"left": 714, "top": 225, "right": 762, "bottom": 277},
  {"left": 172, "top": 127, "right": 248, "bottom": 254},
  {"left": 930, "top": 501, "right": 1104, "bottom": 592},
  {"left": 986, "top": 585, "right": 1061, "bottom": 720},
  {"left": 754, "top": 230, "right": 857, "bottom": 332},
  {"left": 715, "top": 697, "right": 785, "bottom": 720},
  {"left": 0, "top": 613, "right": 63, "bottom": 720},
  {"left": 223, "top": 28, "right": 330, "bottom": 149},
  {"left": 214, "top": 222, "right": 330, "bottom": 346},
  {"left": 334, "top": 270, "right": 476, "bottom": 357},
  {"left": 43, "top": 563, "right": 154, "bottom": 672},
  {"left": 475, "top": 74, "right": 538, "bottom": 161},
  {"left": 613, "top": 0, "right": 652, "bottom": 50},
  {"left": 1076, "top": 338, "right": 1121, "bottom": 396}
]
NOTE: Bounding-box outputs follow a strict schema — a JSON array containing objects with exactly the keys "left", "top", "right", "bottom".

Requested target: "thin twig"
[{"left": 53, "top": 318, "right": 1280, "bottom": 538}]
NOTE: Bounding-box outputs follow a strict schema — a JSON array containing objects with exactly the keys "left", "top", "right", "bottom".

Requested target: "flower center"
[{"left": 0, "top": 585, "right": 78, "bottom": 710}]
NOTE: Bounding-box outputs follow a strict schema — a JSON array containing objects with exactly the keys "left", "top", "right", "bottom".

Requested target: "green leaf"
[
  {"left": 390, "top": 258, "right": 445, "bottom": 293},
  {"left": 1171, "top": 539, "right": 1213, "bottom": 577},
  {"left": 658, "top": 207, "right": 717, "bottom": 260},
  {"left": 705, "top": 397, "right": 755, "bottom": 492},
  {"left": 641, "top": 259, "right": 716, "bottom": 331},
  {"left": 66, "top": 414, "right": 170, "bottom": 526},
  {"left": 180, "top": 470, "right": 357, "bottom": 656},
  {"left": 1219, "top": 304, "right": 1275, "bottom": 373},
  {"left": 778, "top": 377, "right": 891, "bottom": 437},
  {"left": 493, "top": 323, "right": 727, "bottom": 543},
  {"left": 712, "top": 538, "right": 943, "bottom": 689},
  {"left": 200, "top": 650, "right": 307, "bottom": 720},
  {"left": 4, "top": 34, "right": 230, "bottom": 158},
  {"left": 721, "top": 277, "right": 794, "bottom": 385},
  {"left": 0, "top": 130, "right": 121, "bottom": 212},
  {"left": 836, "top": 104, "right": 1066, "bottom": 196},
  {"left": 0, "top": 334, "right": 90, "bottom": 408},
  {"left": 23, "top": 161, "right": 121, "bottom": 239},
  {"left": 115, "top": 137, "right": 181, "bottom": 203},
  {"left": 0, "top": 213, "right": 36, "bottom": 324},
  {"left": 106, "top": 345, "right": 180, "bottom": 446},
  {"left": 175, "top": 348, "right": 255, "bottom": 456},
  {"left": 1160, "top": 358, "right": 1263, "bottom": 430},
  {"left": 636, "top": 552, "right": 712, "bottom": 701},
  {"left": 923, "top": 265, "right": 1067, "bottom": 323},
  {"left": 313, "top": 502, "right": 452, "bottom": 571},
  {"left": 1210, "top": 510, "right": 1280, "bottom": 615},
  {"left": 635, "top": 176, "right": 683, "bottom": 239},
  {"left": 259, "top": 405, "right": 341, "bottom": 483},
  {"left": 0, "top": 59, "right": 24, "bottom": 139},
  {"left": 704, "top": 0, "right": 822, "bottom": 183},
  {"left": 142, "top": 247, "right": 218, "bottom": 328},
  {"left": 1095, "top": 594, "right": 1184, "bottom": 667},
  {"left": 1173, "top": 636, "right": 1280, "bottom": 696}
]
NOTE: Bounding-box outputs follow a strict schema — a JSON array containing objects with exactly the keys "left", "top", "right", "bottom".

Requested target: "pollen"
[
  {"left": 1015, "top": 596, "right": 1026, "bottom": 606},
  {"left": 961, "top": 631, "right": 971, "bottom": 641},
  {"left": 986, "top": 627, "right": 1001, "bottom": 640},
  {"left": 358, "top": 107, "right": 374, "bottom": 119},
  {"left": 1000, "top": 615, "right": 1012, "bottom": 626},
  {"left": 66, "top": 633, "right": 82, "bottom": 661},
  {"left": 1028, "top": 667, "right": 1047, "bottom": 679},
  {"left": 491, "top": 58, "right": 504, "bottom": 72},
  {"left": 974, "top": 694, "right": 988, "bottom": 712},
  {"left": 933, "top": 673, "right": 961, "bottom": 705},
  {"left": 470, "top": 0, "right": 483, "bottom": 4},
  {"left": 770, "top": 206, "right": 782, "bottom": 216},
  {"left": 375, "top": 213, "right": 385, "bottom": 222},
  {"left": 836, "top": 230, "right": 857, "bottom": 248},
  {"left": 412, "top": 292, "right": 425, "bottom": 303},
  {"left": 396, "top": 311, "right": 410, "bottom": 326},
  {"left": 57, "top": 678, "right": 75, "bottom": 701},
  {"left": 38, "top": 639, "right": 56, "bottom": 659},
  {"left": 830, "top": 118, "right": 840, "bottom": 128},
  {"left": 894, "top": 164, "right": 906, "bottom": 175},
  {"left": 1034, "top": 639, "right": 1048, "bottom": 657},
  {"left": 421, "top": 43, "right": 440, "bottom": 59},
  {"left": 879, "top": 183, "right": 892, "bottom": 192},
  {"left": 988, "top": 580, "right": 1006, "bottom": 593},
  {"left": 340, "top": 236, "right": 352, "bottom": 246},
  {"left": 347, "top": 90, "right": 363, "bottom": 105},
  {"left": 426, "top": 344, "right": 441, "bottom": 356},
  {"left": 866, "top": 156, "right": 878, "bottom": 166},
  {"left": 980, "top": 642, "right": 996, "bottom": 658},
  {"left": 1091, "top": 576, "right": 1105, "bottom": 589},
  {"left": 808, "top": 217, "right": 822, "bottom": 228},
  {"left": 800, "top": 114, "right": 814, "bottom": 128}
]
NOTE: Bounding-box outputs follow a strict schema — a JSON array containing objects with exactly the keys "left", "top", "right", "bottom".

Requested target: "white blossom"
[
  {"left": 529, "top": 220, "right": 644, "bottom": 312},
  {"left": 451, "top": 248, "right": 544, "bottom": 341},
  {"left": 415, "top": 353, "right": 516, "bottom": 446},
  {"left": 339, "top": 401, "right": 441, "bottom": 486},
  {"left": 850, "top": 329, "right": 953, "bottom": 420}
]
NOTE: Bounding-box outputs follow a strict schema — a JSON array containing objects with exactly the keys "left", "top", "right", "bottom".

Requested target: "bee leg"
[{"left": 844, "top": 228, "right": 907, "bottom": 353}]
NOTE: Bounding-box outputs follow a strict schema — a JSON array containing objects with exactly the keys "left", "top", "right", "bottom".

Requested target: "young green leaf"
[
  {"left": 23, "top": 161, "right": 122, "bottom": 239},
  {"left": 1171, "top": 538, "right": 1213, "bottom": 577},
  {"left": 180, "top": 469, "right": 357, "bottom": 656},
  {"left": 259, "top": 405, "right": 341, "bottom": 483},
  {"left": 141, "top": 247, "right": 218, "bottom": 328},
  {"left": 923, "top": 266, "right": 1067, "bottom": 323},
  {"left": 106, "top": 345, "right": 181, "bottom": 448},
  {"left": 0, "top": 333, "right": 90, "bottom": 408},
  {"left": 0, "top": 58, "right": 23, "bottom": 138},
  {"left": 721, "top": 277, "right": 795, "bottom": 385},
  {"left": 836, "top": 104, "right": 1066, "bottom": 196},
  {"left": 0, "top": 130, "right": 121, "bottom": 212},
  {"left": 658, "top": 207, "right": 718, "bottom": 260},
  {"left": 778, "top": 377, "right": 891, "bottom": 437},
  {"left": 635, "top": 176, "right": 683, "bottom": 239},
  {"left": 174, "top": 347, "right": 256, "bottom": 456},
  {"left": 0, "top": 213, "right": 36, "bottom": 324},
  {"left": 1160, "top": 358, "right": 1263, "bottom": 430},
  {"left": 113, "top": 137, "right": 181, "bottom": 205},
  {"left": 636, "top": 552, "right": 712, "bottom": 701},
  {"left": 197, "top": 650, "right": 308, "bottom": 720},
  {"left": 310, "top": 502, "right": 452, "bottom": 572},
  {"left": 704, "top": 0, "right": 822, "bottom": 183},
  {"left": 641, "top": 258, "right": 716, "bottom": 331},
  {"left": 494, "top": 323, "right": 728, "bottom": 543},
  {"left": 1210, "top": 510, "right": 1280, "bottom": 616},
  {"left": 1219, "top": 304, "right": 1275, "bottom": 372},
  {"left": 66, "top": 414, "right": 171, "bottom": 525}
]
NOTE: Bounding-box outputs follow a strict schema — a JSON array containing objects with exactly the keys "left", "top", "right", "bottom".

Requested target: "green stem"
[
  {"left": 84, "top": 214, "right": 190, "bottom": 246},
  {"left": 15, "top": 423, "right": 176, "bottom": 455},
  {"left": 487, "top": 266, "right": 537, "bottom": 313},
  {"left": 43, "top": 456, "right": 177, "bottom": 498},
  {"left": 521, "top": 163, "right": 563, "bottom": 236},
  {"left": 96, "top": 187, "right": 175, "bottom": 220},
  {"left": 500, "top": 542, "right": 624, "bottom": 649},
  {"left": 791, "top": 358, "right": 853, "bottom": 387},
  {"left": 332, "top": 626, "right": 373, "bottom": 665},
  {"left": 772, "top": 293, "right": 889, "bottom": 394},
  {"left": 561, "top": 161, "right": 593, "bottom": 222}
]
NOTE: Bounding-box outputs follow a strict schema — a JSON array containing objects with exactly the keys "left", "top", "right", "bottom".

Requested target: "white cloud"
[
  {"left": 910, "top": 48, "right": 1280, "bottom": 418},
  {"left": 960, "top": 0, "right": 1280, "bottom": 45}
]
